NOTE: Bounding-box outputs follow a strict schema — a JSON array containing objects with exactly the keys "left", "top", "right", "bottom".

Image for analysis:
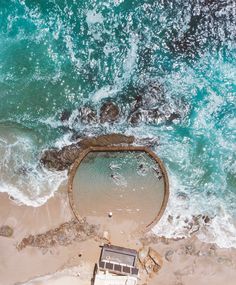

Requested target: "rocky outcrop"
[
  {"left": 17, "top": 219, "right": 99, "bottom": 251},
  {"left": 0, "top": 225, "right": 14, "bottom": 237},
  {"left": 40, "top": 145, "right": 81, "bottom": 171},
  {"left": 40, "top": 134, "right": 135, "bottom": 171},
  {"left": 59, "top": 83, "right": 189, "bottom": 128},
  {"left": 128, "top": 83, "right": 190, "bottom": 127},
  {"left": 138, "top": 247, "right": 163, "bottom": 276},
  {"left": 78, "top": 106, "right": 97, "bottom": 124},
  {"left": 60, "top": 110, "right": 71, "bottom": 122},
  {"left": 128, "top": 110, "right": 143, "bottom": 126},
  {"left": 100, "top": 101, "right": 120, "bottom": 123}
]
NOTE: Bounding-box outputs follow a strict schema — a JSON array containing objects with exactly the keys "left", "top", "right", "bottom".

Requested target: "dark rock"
[
  {"left": 60, "top": 110, "right": 71, "bottom": 122},
  {"left": 202, "top": 215, "right": 211, "bottom": 224},
  {"left": 16, "top": 166, "right": 33, "bottom": 176},
  {"left": 176, "top": 192, "right": 189, "bottom": 201},
  {"left": 0, "top": 225, "right": 13, "bottom": 237},
  {"left": 135, "top": 137, "right": 159, "bottom": 148},
  {"left": 134, "top": 95, "right": 143, "bottom": 109},
  {"left": 129, "top": 110, "right": 143, "bottom": 126},
  {"left": 184, "top": 244, "right": 195, "bottom": 255},
  {"left": 167, "top": 112, "right": 182, "bottom": 122},
  {"left": 78, "top": 107, "right": 97, "bottom": 124},
  {"left": 217, "top": 256, "right": 232, "bottom": 266},
  {"left": 40, "top": 145, "right": 80, "bottom": 171},
  {"left": 40, "top": 134, "right": 135, "bottom": 171},
  {"left": 167, "top": 0, "right": 234, "bottom": 58},
  {"left": 137, "top": 83, "right": 165, "bottom": 110},
  {"left": 146, "top": 109, "right": 164, "bottom": 123},
  {"left": 128, "top": 82, "right": 189, "bottom": 126},
  {"left": 100, "top": 102, "right": 120, "bottom": 123},
  {"left": 167, "top": 215, "right": 173, "bottom": 224}
]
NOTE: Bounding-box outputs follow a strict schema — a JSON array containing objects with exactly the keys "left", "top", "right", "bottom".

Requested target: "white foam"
[
  {"left": 86, "top": 10, "right": 104, "bottom": 25},
  {"left": 92, "top": 85, "right": 120, "bottom": 102},
  {"left": 0, "top": 125, "right": 67, "bottom": 207},
  {"left": 92, "top": 33, "right": 138, "bottom": 102},
  {"left": 152, "top": 171, "right": 236, "bottom": 248},
  {"left": 64, "top": 34, "right": 81, "bottom": 70},
  {"left": 0, "top": 169, "right": 66, "bottom": 207},
  {"left": 20, "top": 266, "right": 85, "bottom": 285}
]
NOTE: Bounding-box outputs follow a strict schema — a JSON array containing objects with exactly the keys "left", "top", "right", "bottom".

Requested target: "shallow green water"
[{"left": 72, "top": 151, "right": 165, "bottom": 228}]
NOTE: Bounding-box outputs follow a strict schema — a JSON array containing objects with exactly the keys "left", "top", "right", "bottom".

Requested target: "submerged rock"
[
  {"left": 135, "top": 137, "right": 160, "bottom": 148},
  {"left": 136, "top": 83, "right": 165, "bottom": 110},
  {"left": 78, "top": 106, "right": 98, "bottom": 124},
  {"left": 60, "top": 110, "right": 71, "bottom": 122},
  {"left": 0, "top": 225, "right": 14, "bottom": 237},
  {"left": 128, "top": 83, "right": 190, "bottom": 126},
  {"left": 100, "top": 101, "right": 120, "bottom": 123},
  {"left": 40, "top": 133, "right": 135, "bottom": 171},
  {"left": 128, "top": 110, "right": 143, "bottom": 126},
  {"left": 168, "top": 0, "right": 234, "bottom": 58}
]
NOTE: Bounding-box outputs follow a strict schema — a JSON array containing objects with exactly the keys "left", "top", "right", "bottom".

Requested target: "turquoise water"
[{"left": 0, "top": 0, "right": 235, "bottom": 247}]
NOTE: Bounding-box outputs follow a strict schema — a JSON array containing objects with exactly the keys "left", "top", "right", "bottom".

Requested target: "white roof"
[{"left": 94, "top": 272, "right": 138, "bottom": 285}]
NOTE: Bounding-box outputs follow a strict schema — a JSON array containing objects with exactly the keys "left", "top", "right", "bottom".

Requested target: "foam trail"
[
  {"left": 0, "top": 125, "right": 66, "bottom": 207},
  {"left": 92, "top": 33, "right": 138, "bottom": 102}
]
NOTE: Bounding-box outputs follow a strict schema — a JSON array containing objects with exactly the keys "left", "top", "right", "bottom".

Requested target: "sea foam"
[{"left": 0, "top": 124, "right": 66, "bottom": 207}]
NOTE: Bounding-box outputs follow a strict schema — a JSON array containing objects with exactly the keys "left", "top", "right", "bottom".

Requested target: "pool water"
[{"left": 72, "top": 151, "right": 166, "bottom": 230}]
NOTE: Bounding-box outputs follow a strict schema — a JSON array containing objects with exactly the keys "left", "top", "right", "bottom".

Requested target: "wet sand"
[{"left": 1, "top": 191, "right": 236, "bottom": 285}]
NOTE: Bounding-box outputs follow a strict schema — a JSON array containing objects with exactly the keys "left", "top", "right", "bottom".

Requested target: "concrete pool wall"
[{"left": 68, "top": 146, "right": 169, "bottom": 232}]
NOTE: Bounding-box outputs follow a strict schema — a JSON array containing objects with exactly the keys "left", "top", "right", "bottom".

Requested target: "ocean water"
[{"left": 0, "top": 0, "right": 235, "bottom": 247}]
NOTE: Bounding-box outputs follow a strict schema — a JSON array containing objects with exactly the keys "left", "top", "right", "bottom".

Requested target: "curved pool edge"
[{"left": 67, "top": 145, "right": 169, "bottom": 232}]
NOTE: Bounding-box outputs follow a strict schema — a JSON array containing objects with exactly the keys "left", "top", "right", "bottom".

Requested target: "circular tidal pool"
[{"left": 68, "top": 147, "right": 169, "bottom": 232}]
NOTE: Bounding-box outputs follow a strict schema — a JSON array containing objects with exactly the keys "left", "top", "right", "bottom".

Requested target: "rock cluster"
[
  {"left": 42, "top": 82, "right": 189, "bottom": 171},
  {"left": 138, "top": 247, "right": 163, "bottom": 277},
  {"left": 167, "top": 0, "right": 234, "bottom": 58},
  {"left": 17, "top": 219, "right": 99, "bottom": 251},
  {"left": 0, "top": 225, "right": 14, "bottom": 237},
  {"left": 61, "top": 101, "right": 120, "bottom": 126},
  {"left": 100, "top": 102, "right": 120, "bottom": 123},
  {"left": 60, "top": 83, "right": 189, "bottom": 128},
  {"left": 126, "top": 83, "right": 189, "bottom": 126}
]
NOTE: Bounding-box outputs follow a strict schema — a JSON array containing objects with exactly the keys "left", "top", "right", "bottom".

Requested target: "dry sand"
[{"left": 1, "top": 191, "right": 236, "bottom": 285}]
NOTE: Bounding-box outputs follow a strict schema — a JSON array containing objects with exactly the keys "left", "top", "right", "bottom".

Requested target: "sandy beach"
[{"left": 1, "top": 190, "right": 236, "bottom": 285}]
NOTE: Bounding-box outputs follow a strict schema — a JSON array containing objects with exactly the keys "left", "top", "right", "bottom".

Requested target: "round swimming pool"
[{"left": 68, "top": 146, "right": 169, "bottom": 232}]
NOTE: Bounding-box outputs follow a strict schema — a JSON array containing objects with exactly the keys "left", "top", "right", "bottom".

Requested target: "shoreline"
[{"left": 1, "top": 191, "right": 236, "bottom": 285}]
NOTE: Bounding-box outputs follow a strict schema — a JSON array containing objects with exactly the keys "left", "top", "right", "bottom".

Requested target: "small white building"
[{"left": 94, "top": 244, "right": 139, "bottom": 285}]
